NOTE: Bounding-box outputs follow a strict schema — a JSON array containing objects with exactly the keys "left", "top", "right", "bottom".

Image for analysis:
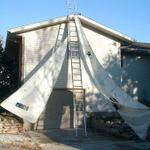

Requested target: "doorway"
[{"left": 43, "top": 89, "right": 74, "bottom": 129}]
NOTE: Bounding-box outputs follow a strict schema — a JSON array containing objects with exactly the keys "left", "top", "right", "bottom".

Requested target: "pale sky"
[{"left": 0, "top": 0, "right": 150, "bottom": 43}]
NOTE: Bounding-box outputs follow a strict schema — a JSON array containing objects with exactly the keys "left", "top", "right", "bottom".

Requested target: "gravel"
[{"left": 0, "top": 133, "right": 42, "bottom": 150}]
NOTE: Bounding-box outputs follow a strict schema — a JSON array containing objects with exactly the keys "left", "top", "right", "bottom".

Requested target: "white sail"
[
  {"left": 75, "top": 16, "right": 150, "bottom": 139},
  {"left": 1, "top": 38, "right": 67, "bottom": 123}
]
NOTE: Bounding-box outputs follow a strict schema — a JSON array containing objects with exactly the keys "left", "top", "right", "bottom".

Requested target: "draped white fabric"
[
  {"left": 1, "top": 38, "right": 67, "bottom": 123},
  {"left": 75, "top": 16, "right": 150, "bottom": 139},
  {"left": 1, "top": 15, "right": 150, "bottom": 139}
]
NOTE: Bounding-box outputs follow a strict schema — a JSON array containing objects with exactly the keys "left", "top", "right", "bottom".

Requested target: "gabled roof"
[
  {"left": 8, "top": 16, "right": 68, "bottom": 34},
  {"left": 78, "top": 15, "right": 135, "bottom": 42},
  {"left": 8, "top": 14, "right": 135, "bottom": 43}
]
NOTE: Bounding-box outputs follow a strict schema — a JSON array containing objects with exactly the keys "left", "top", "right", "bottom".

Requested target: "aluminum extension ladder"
[{"left": 68, "top": 17, "right": 87, "bottom": 136}]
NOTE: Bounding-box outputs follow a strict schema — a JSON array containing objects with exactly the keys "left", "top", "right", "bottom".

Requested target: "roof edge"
[
  {"left": 132, "top": 42, "right": 150, "bottom": 49},
  {"left": 8, "top": 15, "right": 72, "bottom": 34},
  {"left": 9, "top": 14, "right": 137, "bottom": 43},
  {"left": 78, "top": 15, "right": 135, "bottom": 43}
]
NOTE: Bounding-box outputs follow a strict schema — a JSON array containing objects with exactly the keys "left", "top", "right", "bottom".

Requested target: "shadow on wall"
[
  {"left": 102, "top": 49, "right": 122, "bottom": 86},
  {"left": 102, "top": 50, "right": 150, "bottom": 106},
  {"left": 82, "top": 49, "right": 120, "bottom": 113},
  {"left": 85, "top": 89, "right": 116, "bottom": 113},
  {"left": 122, "top": 54, "right": 150, "bottom": 106},
  {"left": 44, "top": 89, "right": 74, "bottom": 129},
  {"left": 54, "top": 48, "right": 69, "bottom": 88},
  {"left": 23, "top": 24, "right": 62, "bottom": 80}
]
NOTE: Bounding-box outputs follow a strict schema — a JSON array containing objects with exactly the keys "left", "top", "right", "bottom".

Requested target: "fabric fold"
[
  {"left": 1, "top": 38, "right": 67, "bottom": 123},
  {"left": 75, "top": 15, "right": 150, "bottom": 139}
]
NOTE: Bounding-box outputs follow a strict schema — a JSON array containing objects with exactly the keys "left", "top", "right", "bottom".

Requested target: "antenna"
[{"left": 66, "top": 0, "right": 77, "bottom": 15}]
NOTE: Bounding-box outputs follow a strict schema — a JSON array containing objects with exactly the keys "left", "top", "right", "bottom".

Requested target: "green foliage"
[{"left": 0, "top": 37, "right": 18, "bottom": 101}]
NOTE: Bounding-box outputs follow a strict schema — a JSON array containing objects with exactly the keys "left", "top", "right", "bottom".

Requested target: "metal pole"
[
  {"left": 73, "top": 95, "right": 78, "bottom": 136},
  {"left": 66, "top": 0, "right": 77, "bottom": 15},
  {"left": 84, "top": 112, "right": 87, "bottom": 136}
]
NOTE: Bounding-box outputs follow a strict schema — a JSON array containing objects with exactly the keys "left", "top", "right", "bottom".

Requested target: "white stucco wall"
[
  {"left": 14, "top": 18, "right": 150, "bottom": 130},
  {"left": 83, "top": 26, "right": 122, "bottom": 85},
  {"left": 20, "top": 25, "right": 60, "bottom": 79},
  {"left": 19, "top": 23, "right": 123, "bottom": 113}
]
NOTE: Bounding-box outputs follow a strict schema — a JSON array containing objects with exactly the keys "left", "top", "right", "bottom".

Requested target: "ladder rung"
[
  {"left": 58, "top": 33, "right": 63, "bottom": 36},
  {"left": 71, "top": 56, "right": 79, "bottom": 58},
  {"left": 73, "top": 79, "right": 82, "bottom": 81},
  {"left": 72, "top": 63, "right": 80, "bottom": 65},
  {"left": 77, "top": 101, "right": 84, "bottom": 103},
  {"left": 72, "top": 61, "right": 80, "bottom": 63},
  {"left": 72, "top": 58, "right": 80, "bottom": 63},
  {"left": 73, "top": 73, "right": 81, "bottom": 75},
  {"left": 69, "top": 27, "right": 76, "bottom": 30},
  {"left": 72, "top": 70, "right": 81, "bottom": 73},
  {"left": 70, "top": 41, "right": 78, "bottom": 44},
  {"left": 73, "top": 86, "right": 82, "bottom": 88},
  {"left": 72, "top": 67, "right": 80, "bottom": 70},
  {"left": 72, "top": 60, "right": 80, "bottom": 63},
  {"left": 76, "top": 98, "right": 84, "bottom": 101},
  {"left": 72, "top": 69, "right": 81, "bottom": 71},
  {"left": 72, "top": 58, "right": 80, "bottom": 60},
  {"left": 73, "top": 79, "right": 82, "bottom": 82},
  {"left": 70, "top": 47, "right": 78, "bottom": 50},
  {"left": 69, "top": 35, "right": 77, "bottom": 37},
  {"left": 71, "top": 53, "right": 79, "bottom": 56},
  {"left": 72, "top": 69, "right": 80, "bottom": 71},
  {"left": 70, "top": 43, "right": 78, "bottom": 46},
  {"left": 71, "top": 50, "right": 79, "bottom": 53},
  {"left": 74, "top": 94, "right": 84, "bottom": 96},
  {"left": 76, "top": 101, "right": 84, "bottom": 103},
  {"left": 72, "top": 63, "right": 80, "bottom": 66},
  {"left": 70, "top": 40, "right": 78, "bottom": 42},
  {"left": 72, "top": 67, "right": 80, "bottom": 69},
  {"left": 71, "top": 57, "right": 80, "bottom": 59},
  {"left": 71, "top": 51, "right": 79, "bottom": 57},
  {"left": 74, "top": 91, "right": 84, "bottom": 93},
  {"left": 70, "top": 48, "right": 78, "bottom": 50},
  {"left": 71, "top": 56, "right": 79, "bottom": 59},
  {"left": 69, "top": 29, "right": 76, "bottom": 31},
  {"left": 73, "top": 80, "right": 82, "bottom": 83},
  {"left": 72, "top": 62, "right": 80, "bottom": 67},
  {"left": 73, "top": 84, "right": 82, "bottom": 87},
  {"left": 74, "top": 73, "right": 81, "bottom": 75},
  {"left": 73, "top": 85, "right": 82, "bottom": 87},
  {"left": 71, "top": 53, "right": 79, "bottom": 57},
  {"left": 74, "top": 91, "right": 84, "bottom": 94},
  {"left": 72, "top": 71, "right": 81, "bottom": 73},
  {"left": 70, "top": 48, "right": 79, "bottom": 51},
  {"left": 60, "top": 27, "right": 65, "bottom": 29},
  {"left": 70, "top": 47, "right": 79, "bottom": 49}
]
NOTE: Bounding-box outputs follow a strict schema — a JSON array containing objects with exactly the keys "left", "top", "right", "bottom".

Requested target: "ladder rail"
[
  {"left": 73, "top": 94, "right": 78, "bottom": 136},
  {"left": 69, "top": 26, "right": 83, "bottom": 88},
  {"left": 83, "top": 89, "right": 87, "bottom": 136}
]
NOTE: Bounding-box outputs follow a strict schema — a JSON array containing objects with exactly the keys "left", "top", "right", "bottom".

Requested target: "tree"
[
  {"left": 0, "top": 36, "right": 3, "bottom": 52},
  {"left": 0, "top": 35, "right": 18, "bottom": 101}
]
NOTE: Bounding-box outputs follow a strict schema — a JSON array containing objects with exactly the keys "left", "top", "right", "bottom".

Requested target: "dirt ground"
[
  {"left": 28, "top": 129, "right": 150, "bottom": 150},
  {"left": 0, "top": 133, "right": 41, "bottom": 150},
  {"left": 0, "top": 129, "right": 150, "bottom": 150}
]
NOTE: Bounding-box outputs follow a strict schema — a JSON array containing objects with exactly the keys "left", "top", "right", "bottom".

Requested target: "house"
[{"left": 4, "top": 14, "right": 150, "bottom": 130}]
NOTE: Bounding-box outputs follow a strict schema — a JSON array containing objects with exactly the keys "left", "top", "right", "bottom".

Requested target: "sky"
[{"left": 0, "top": 0, "right": 150, "bottom": 43}]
